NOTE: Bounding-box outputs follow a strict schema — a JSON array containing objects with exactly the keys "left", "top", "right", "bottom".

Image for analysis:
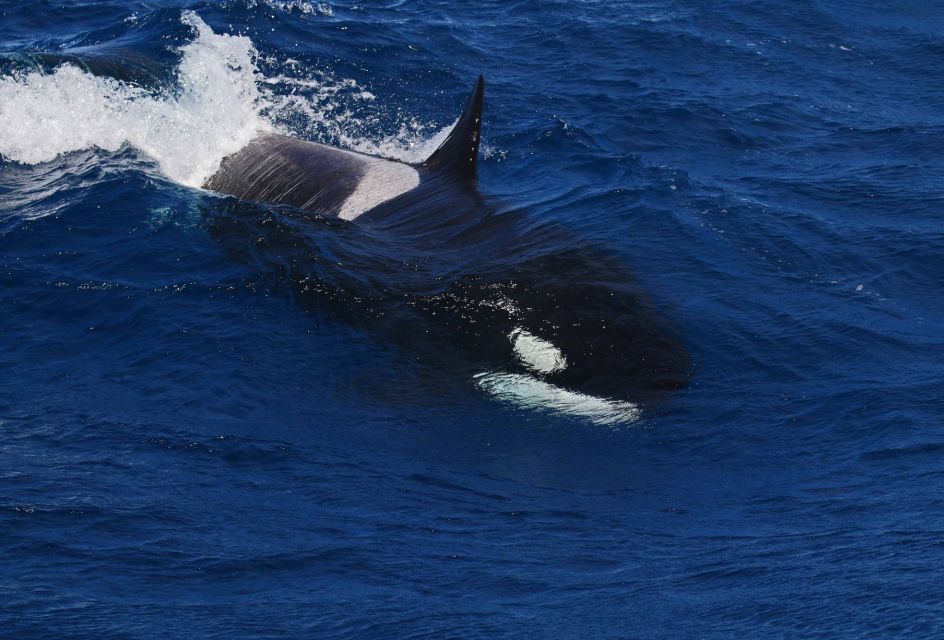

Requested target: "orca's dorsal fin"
[{"left": 423, "top": 75, "right": 484, "bottom": 180}]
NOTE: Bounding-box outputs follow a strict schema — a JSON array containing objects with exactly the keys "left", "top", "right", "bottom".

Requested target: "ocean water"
[{"left": 2, "top": 1, "right": 943, "bottom": 637}]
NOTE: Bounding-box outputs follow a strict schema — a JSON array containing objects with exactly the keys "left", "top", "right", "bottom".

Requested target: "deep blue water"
[{"left": 2, "top": 1, "right": 944, "bottom": 637}]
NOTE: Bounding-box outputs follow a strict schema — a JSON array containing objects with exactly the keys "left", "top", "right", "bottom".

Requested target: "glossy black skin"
[
  {"left": 204, "top": 134, "right": 366, "bottom": 216},
  {"left": 369, "top": 177, "right": 689, "bottom": 398},
  {"left": 206, "top": 176, "right": 689, "bottom": 404},
  {"left": 204, "top": 77, "right": 689, "bottom": 404}
]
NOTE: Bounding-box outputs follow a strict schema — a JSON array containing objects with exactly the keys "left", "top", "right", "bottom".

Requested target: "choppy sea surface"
[{"left": 2, "top": 1, "right": 943, "bottom": 637}]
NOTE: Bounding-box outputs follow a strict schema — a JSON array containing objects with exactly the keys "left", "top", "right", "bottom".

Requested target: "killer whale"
[
  {"left": 205, "top": 76, "right": 485, "bottom": 222},
  {"left": 204, "top": 76, "right": 689, "bottom": 418}
]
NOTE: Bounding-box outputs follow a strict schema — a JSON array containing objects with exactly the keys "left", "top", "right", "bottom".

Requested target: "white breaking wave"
[
  {"left": 0, "top": 11, "right": 450, "bottom": 187},
  {"left": 0, "top": 13, "right": 269, "bottom": 187},
  {"left": 246, "top": 0, "right": 335, "bottom": 17}
]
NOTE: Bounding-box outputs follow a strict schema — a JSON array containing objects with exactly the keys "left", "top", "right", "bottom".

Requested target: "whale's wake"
[{"left": 0, "top": 12, "right": 447, "bottom": 187}]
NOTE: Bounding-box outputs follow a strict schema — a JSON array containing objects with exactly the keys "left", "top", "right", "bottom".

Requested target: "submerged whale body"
[{"left": 204, "top": 77, "right": 689, "bottom": 417}]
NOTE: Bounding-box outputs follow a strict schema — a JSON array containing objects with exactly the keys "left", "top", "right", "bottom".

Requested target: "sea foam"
[
  {"left": 0, "top": 11, "right": 447, "bottom": 187},
  {"left": 0, "top": 13, "right": 269, "bottom": 187}
]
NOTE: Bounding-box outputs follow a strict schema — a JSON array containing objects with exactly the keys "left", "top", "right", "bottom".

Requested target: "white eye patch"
[{"left": 509, "top": 328, "right": 567, "bottom": 375}]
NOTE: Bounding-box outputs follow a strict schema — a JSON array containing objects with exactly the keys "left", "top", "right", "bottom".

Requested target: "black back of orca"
[
  {"left": 204, "top": 76, "right": 485, "bottom": 224},
  {"left": 205, "top": 135, "right": 365, "bottom": 216}
]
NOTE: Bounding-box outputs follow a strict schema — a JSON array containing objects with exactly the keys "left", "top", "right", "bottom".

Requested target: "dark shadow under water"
[{"left": 204, "top": 192, "right": 690, "bottom": 409}]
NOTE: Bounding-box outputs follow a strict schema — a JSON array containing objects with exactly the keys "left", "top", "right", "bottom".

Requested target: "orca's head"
[
  {"left": 502, "top": 278, "right": 689, "bottom": 398},
  {"left": 414, "top": 250, "right": 690, "bottom": 423},
  {"left": 477, "top": 281, "right": 689, "bottom": 424}
]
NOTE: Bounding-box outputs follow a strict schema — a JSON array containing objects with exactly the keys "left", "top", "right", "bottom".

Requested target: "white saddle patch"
[{"left": 338, "top": 157, "right": 420, "bottom": 220}]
